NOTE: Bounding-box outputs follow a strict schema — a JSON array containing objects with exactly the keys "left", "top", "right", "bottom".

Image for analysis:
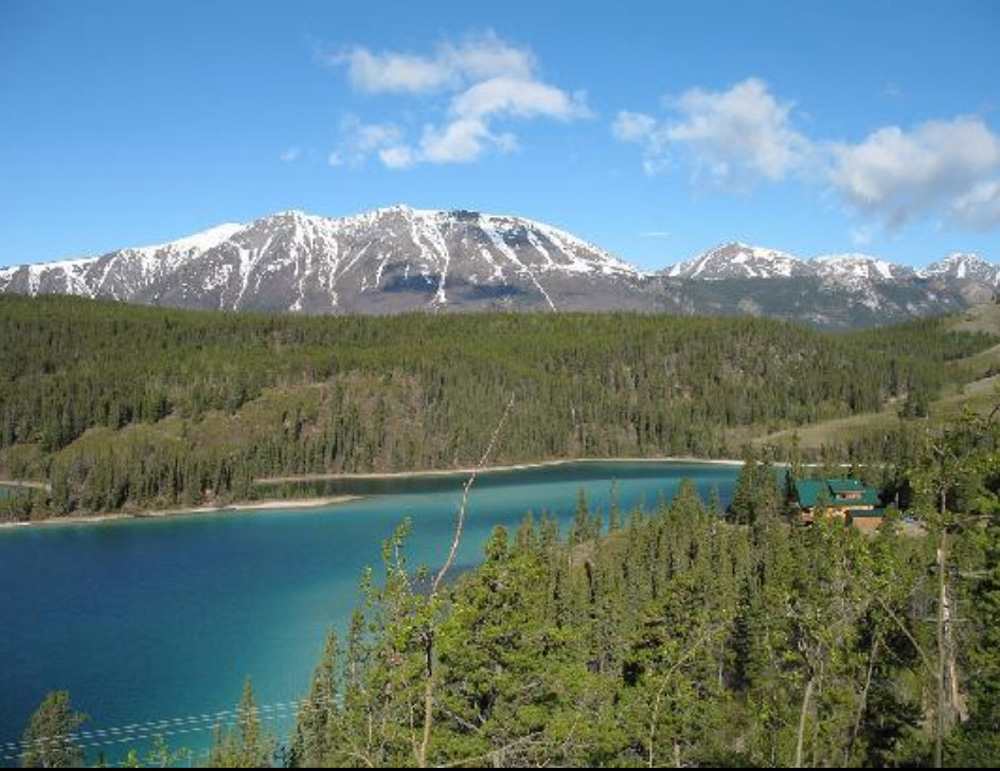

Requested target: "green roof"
[
  {"left": 827, "top": 479, "right": 865, "bottom": 493},
  {"left": 795, "top": 478, "right": 880, "bottom": 508},
  {"left": 850, "top": 508, "right": 885, "bottom": 518},
  {"left": 794, "top": 480, "right": 828, "bottom": 506}
]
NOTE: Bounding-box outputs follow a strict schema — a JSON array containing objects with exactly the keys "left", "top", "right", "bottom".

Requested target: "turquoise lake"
[{"left": 0, "top": 462, "right": 739, "bottom": 764}]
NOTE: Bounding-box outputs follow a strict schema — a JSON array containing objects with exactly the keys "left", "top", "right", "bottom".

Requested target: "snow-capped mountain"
[
  {"left": 812, "top": 254, "right": 914, "bottom": 283},
  {"left": 0, "top": 209, "right": 995, "bottom": 328},
  {"left": 0, "top": 222, "right": 244, "bottom": 302},
  {"left": 0, "top": 207, "right": 647, "bottom": 314},
  {"left": 664, "top": 245, "right": 923, "bottom": 285},
  {"left": 665, "top": 242, "right": 812, "bottom": 280},
  {"left": 654, "top": 241, "right": 993, "bottom": 325},
  {"left": 919, "top": 253, "right": 1000, "bottom": 286}
]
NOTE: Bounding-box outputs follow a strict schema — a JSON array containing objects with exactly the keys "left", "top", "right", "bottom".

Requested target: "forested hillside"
[
  {"left": 209, "top": 406, "right": 998, "bottom": 768},
  {"left": 0, "top": 295, "right": 995, "bottom": 520},
  {"left": 10, "top": 300, "right": 1000, "bottom": 768}
]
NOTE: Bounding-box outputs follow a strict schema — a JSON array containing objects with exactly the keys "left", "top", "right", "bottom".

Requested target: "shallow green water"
[{"left": 0, "top": 461, "right": 739, "bottom": 764}]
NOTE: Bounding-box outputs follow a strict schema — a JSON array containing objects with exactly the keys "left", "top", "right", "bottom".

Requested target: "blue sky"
[{"left": 1, "top": 0, "right": 998, "bottom": 271}]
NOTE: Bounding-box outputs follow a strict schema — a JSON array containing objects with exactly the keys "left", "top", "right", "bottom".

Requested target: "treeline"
[
  {"left": 207, "top": 407, "right": 997, "bottom": 768},
  {"left": 279, "top": 410, "right": 999, "bottom": 767},
  {"left": 18, "top": 412, "right": 1000, "bottom": 767},
  {"left": 0, "top": 295, "right": 994, "bottom": 519}
]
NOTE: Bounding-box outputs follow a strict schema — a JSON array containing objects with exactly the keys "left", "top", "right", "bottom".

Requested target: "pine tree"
[
  {"left": 291, "top": 630, "right": 341, "bottom": 767},
  {"left": 19, "top": 691, "right": 87, "bottom": 768},
  {"left": 208, "top": 677, "right": 276, "bottom": 768}
]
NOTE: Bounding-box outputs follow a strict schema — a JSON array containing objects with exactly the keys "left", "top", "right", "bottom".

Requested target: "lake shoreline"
[
  {"left": 0, "top": 495, "right": 361, "bottom": 530},
  {"left": 255, "top": 455, "right": 745, "bottom": 485},
  {"left": 0, "top": 478, "right": 50, "bottom": 491},
  {"left": 1, "top": 456, "right": 744, "bottom": 530}
]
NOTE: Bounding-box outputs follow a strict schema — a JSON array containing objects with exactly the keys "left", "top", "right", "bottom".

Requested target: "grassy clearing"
[{"left": 749, "top": 303, "right": 1000, "bottom": 452}]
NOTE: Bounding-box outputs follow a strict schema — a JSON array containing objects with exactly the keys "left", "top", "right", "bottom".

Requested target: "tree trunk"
[
  {"left": 935, "top": 529, "right": 946, "bottom": 769},
  {"left": 795, "top": 676, "right": 815, "bottom": 768}
]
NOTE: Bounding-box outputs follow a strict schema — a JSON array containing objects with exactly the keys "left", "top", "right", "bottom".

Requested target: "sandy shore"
[
  {"left": 2, "top": 455, "right": 747, "bottom": 530},
  {"left": 0, "top": 495, "right": 360, "bottom": 529},
  {"left": 0, "top": 478, "right": 51, "bottom": 491},
  {"left": 255, "top": 455, "right": 745, "bottom": 485}
]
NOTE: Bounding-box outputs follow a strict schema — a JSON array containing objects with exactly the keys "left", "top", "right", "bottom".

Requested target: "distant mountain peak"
[
  {"left": 920, "top": 252, "right": 998, "bottom": 285},
  {"left": 664, "top": 241, "right": 808, "bottom": 280}
]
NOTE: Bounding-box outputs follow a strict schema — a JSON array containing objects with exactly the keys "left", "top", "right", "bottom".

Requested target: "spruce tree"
[{"left": 19, "top": 691, "right": 87, "bottom": 768}]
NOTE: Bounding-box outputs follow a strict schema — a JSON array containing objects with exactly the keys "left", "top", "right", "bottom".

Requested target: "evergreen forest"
[
  {"left": 1, "top": 295, "right": 995, "bottom": 521},
  {"left": 7, "top": 296, "right": 1000, "bottom": 767},
  {"left": 20, "top": 408, "right": 1000, "bottom": 767}
]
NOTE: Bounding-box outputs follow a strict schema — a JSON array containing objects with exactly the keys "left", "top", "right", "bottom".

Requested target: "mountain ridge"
[{"left": 1, "top": 206, "right": 996, "bottom": 328}]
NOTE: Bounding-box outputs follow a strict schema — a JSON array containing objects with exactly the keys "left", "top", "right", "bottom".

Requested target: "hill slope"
[{"left": 0, "top": 295, "right": 995, "bottom": 520}]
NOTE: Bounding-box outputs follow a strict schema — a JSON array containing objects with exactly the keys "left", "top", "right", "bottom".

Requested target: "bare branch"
[
  {"left": 433, "top": 394, "right": 516, "bottom": 594},
  {"left": 417, "top": 394, "right": 516, "bottom": 768}
]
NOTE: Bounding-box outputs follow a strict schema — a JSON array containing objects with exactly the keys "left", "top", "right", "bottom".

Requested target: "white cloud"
[
  {"left": 451, "top": 77, "right": 590, "bottom": 121},
  {"left": 280, "top": 147, "right": 300, "bottom": 162},
  {"left": 330, "top": 48, "right": 455, "bottom": 94},
  {"left": 950, "top": 179, "right": 1000, "bottom": 231},
  {"left": 641, "top": 230, "right": 671, "bottom": 238},
  {"left": 354, "top": 121, "right": 404, "bottom": 152},
  {"left": 829, "top": 116, "right": 1000, "bottom": 228},
  {"left": 378, "top": 145, "right": 416, "bottom": 169},
  {"left": 612, "top": 111, "right": 656, "bottom": 143},
  {"left": 326, "top": 31, "right": 588, "bottom": 168},
  {"left": 665, "top": 78, "right": 811, "bottom": 189},
  {"left": 612, "top": 79, "right": 810, "bottom": 190},
  {"left": 330, "top": 116, "right": 409, "bottom": 168},
  {"left": 420, "top": 118, "right": 491, "bottom": 164},
  {"left": 439, "top": 32, "right": 535, "bottom": 83},
  {"left": 616, "top": 79, "right": 1000, "bottom": 233},
  {"left": 328, "top": 31, "right": 535, "bottom": 95},
  {"left": 494, "top": 131, "right": 519, "bottom": 153}
]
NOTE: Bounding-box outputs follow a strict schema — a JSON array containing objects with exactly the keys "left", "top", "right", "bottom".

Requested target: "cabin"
[{"left": 794, "top": 478, "right": 883, "bottom": 529}]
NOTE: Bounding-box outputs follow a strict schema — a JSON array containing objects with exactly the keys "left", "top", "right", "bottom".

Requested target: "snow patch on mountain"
[
  {"left": 665, "top": 242, "right": 809, "bottom": 280},
  {"left": 142, "top": 222, "right": 246, "bottom": 254},
  {"left": 919, "top": 253, "right": 1000, "bottom": 286},
  {"left": 2, "top": 209, "right": 996, "bottom": 325},
  {"left": 813, "top": 254, "right": 910, "bottom": 282}
]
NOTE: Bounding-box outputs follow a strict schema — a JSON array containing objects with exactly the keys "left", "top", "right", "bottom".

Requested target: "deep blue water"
[{"left": 0, "top": 461, "right": 739, "bottom": 764}]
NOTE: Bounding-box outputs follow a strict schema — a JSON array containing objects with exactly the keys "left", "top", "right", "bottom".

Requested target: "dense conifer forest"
[
  {"left": 0, "top": 295, "right": 996, "bottom": 521},
  {"left": 209, "top": 407, "right": 1000, "bottom": 767},
  {"left": 21, "top": 412, "right": 999, "bottom": 767},
  {"left": 8, "top": 296, "right": 999, "bottom": 767}
]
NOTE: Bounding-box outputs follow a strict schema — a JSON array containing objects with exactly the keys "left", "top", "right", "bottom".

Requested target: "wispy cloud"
[
  {"left": 328, "top": 31, "right": 535, "bottom": 95},
  {"left": 329, "top": 116, "right": 409, "bottom": 168},
  {"left": 612, "top": 78, "right": 811, "bottom": 190},
  {"left": 882, "top": 82, "right": 902, "bottom": 99},
  {"left": 325, "top": 31, "right": 590, "bottom": 169},
  {"left": 280, "top": 147, "right": 301, "bottom": 162},
  {"left": 641, "top": 230, "right": 671, "bottom": 238},
  {"left": 850, "top": 225, "right": 874, "bottom": 246}
]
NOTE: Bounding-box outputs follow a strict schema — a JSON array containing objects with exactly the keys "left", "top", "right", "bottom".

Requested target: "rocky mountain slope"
[
  {"left": 0, "top": 207, "right": 648, "bottom": 314},
  {"left": 0, "top": 208, "right": 996, "bottom": 328}
]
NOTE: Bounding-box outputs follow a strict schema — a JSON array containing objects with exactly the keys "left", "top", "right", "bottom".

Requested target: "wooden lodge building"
[{"left": 793, "top": 478, "right": 884, "bottom": 529}]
